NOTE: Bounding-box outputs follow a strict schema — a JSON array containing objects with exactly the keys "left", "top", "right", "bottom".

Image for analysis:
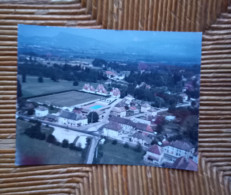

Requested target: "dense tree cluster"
[
  {"left": 19, "top": 60, "right": 107, "bottom": 84},
  {"left": 87, "top": 112, "right": 99, "bottom": 123},
  {"left": 25, "top": 121, "right": 45, "bottom": 140}
]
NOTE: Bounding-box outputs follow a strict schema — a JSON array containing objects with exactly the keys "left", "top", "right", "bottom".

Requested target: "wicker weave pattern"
[{"left": 0, "top": 0, "right": 231, "bottom": 194}]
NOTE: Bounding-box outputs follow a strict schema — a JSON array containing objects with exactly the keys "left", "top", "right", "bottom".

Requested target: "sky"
[{"left": 18, "top": 24, "right": 202, "bottom": 65}]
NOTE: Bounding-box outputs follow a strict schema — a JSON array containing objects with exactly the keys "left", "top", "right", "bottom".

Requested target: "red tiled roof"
[
  {"left": 172, "top": 157, "right": 188, "bottom": 169},
  {"left": 148, "top": 145, "right": 161, "bottom": 155},
  {"left": 104, "top": 122, "right": 122, "bottom": 131},
  {"left": 106, "top": 71, "right": 116, "bottom": 75},
  {"left": 130, "top": 106, "right": 137, "bottom": 110},
  {"left": 172, "top": 157, "right": 198, "bottom": 171},
  {"left": 146, "top": 125, "right": 153, "bottom": 132}
]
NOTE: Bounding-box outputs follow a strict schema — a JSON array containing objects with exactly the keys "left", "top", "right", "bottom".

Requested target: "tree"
[
  {"left": 22, "top": 74, "right": 26, "bottom": 83},
  {"left": 25, "top": 121, "right": 45, "bottom": 140},
  {"left": 87, "top": 112, "right": 99, "bottom": 123},
  {"left": 17, "top": 79, "right": 22, "bottom": 98},
  {"left": 92, "top": 58, "right": 107, "bottom": 67},
  {"left": 112, "top": 140, "right": 117, "bottom": 145},
  {"left": 73, "top": 80, "right": 79, "bottom": 86},
  {"left": 38, "top": 76, "right": 44, "bottom": 83},
  {"left": 156, "top": 124, "right": 163, "bottom": 134},
  {"left": 124, "top": 143, "right": 129, "bottom": 148},
  {"left": 51, "top": 75, "right": 58, "bottom": 82},
  {"left": 62, "top": 139, "right": 69, "bottom": 148},
  {"left": 135, "top": 143, "right": 142, "bottom": 152},
  {"left": 168, "top": 97, "right": 177, "bottom": 112},
  {"left": 47, "top": 134, "right": 56, "bottom": 144},
  {"left": 27, "top": 108, "right": 35, "bottom": 116}
]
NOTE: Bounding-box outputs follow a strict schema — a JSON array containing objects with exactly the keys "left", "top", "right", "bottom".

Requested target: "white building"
[
  {"left": 102, "top": 121, "right": 122, "bottom": 139},
  {"left": 124, "top": 95, "right": 135, "bottom": 104},
  {"left": 144, "top": 145, "right": 162, "bottom": 164},
  {"left": 141, "top": 103, "right": 151, "bottom": 113},
  {"left": 59, "top": 110, "right": 88, "bottom": 127},
  {"left": 161, "top": 140, "right": 194, "bottom": 164},
  {"left": 96, "top": 84, "right": 108, "bottom": 95},
  {"left": 110, "top": 88, "right": 121, "bottom": 98},
  {"left": 35, "top": 106, "right": 49, "bottom": 117},
  {"left": 144, "top": 141, "right": 195, "bottom": 165},
  {"left": 111, "top": 107, "right": 126, "bottom": 117}
]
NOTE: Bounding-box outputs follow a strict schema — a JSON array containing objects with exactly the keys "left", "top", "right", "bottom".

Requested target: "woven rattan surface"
[{"left": 0, "top": 0, "right": 231, "bottom": 194}]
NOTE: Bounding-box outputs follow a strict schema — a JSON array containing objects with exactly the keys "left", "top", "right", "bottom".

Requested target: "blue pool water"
[{"left": 90, "top": 105, "right": 103, "bottom": 110}]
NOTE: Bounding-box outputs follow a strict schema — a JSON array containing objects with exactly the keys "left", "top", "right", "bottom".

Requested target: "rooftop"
[
  {"left": 110, "top": 116, "right": 135, "bottom": 127},
  {"left": 104, "top": 121, "right": 122, "bottom": 131},
  {"left": 148, "top": 145, "right": 161, "bottom": 155},
  {"left": 172, "top": 157, "right": 197, "bottom": 171},
  {"left": 165, "top": 140, "right": 193, "bottom": 151},
  {"left": 60, "top": 110, "right": 85, "bottom": 121}
]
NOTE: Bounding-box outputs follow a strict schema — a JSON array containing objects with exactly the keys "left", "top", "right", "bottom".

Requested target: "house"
[
  {"left": 132, "top": 117, "right": 151, "bottom": 125},
  {"left": 96, "top": 84, "right": 108, "bottom": 95},
  {"left": 143, "top": 145, "right": 162, "bottom": 164},
  {"left": 171, "top": 157, "right": 197, "bottom": 171},
  {"left": 124, "top": 95, "right": 135, "bottom": 104},
  {"left": 82, "top": 83, "right": 96, "bottom": 93},
  {"left": 35, "top": 106, "right": 49, "bottom": 117},
  {"left": 161, "top": 140, "right": 194, "bottom": 164},
  {"left": 59, "top": 110, "right": 88, "bottom": 127},
  {"left": 82, "top": 83, "right": 90, "bottom": 92},
  {"left": 105, "top": 70, "right": 117, "bottom": 79},
  {"left": 129, "top": 106, "right": 139, "bottom": 114},
  {"left": 135, "top": 123, "right": 154, "bottom": 133},
  {"left": 132, "top": 132, "right": 153, "bottom": 146},
  {"left": 141, "top": 103, "right": 151, "bottom": 113},
  {"left": 109, "top": 116, "right": 135, "bottom": 132},
  {"left": 111, "top": 107, "right": 126, "bottom": 117},
  {"left": 144, "top": 140, "right": 195, "bottom": 166},
  {"left": 102, "top": 121, "right": 122, "bottom": 139},
  {"left": 89, "top": 85, "right": 96, "bottom": 93},
  {"left": 110, "top": 88, "right": 121, "bottom": 98}
]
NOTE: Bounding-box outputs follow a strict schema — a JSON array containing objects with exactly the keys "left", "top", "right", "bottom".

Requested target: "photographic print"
[{"left": 16, "top": 24, "right": 202, "bottom": 171}]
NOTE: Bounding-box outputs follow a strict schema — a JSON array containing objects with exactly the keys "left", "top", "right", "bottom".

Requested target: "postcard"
[{"left": 16, "top": 24, "right": 202, "bottom": 171}]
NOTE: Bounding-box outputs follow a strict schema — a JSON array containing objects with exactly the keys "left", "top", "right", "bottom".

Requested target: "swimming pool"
[{"left": 90, "top": 105, "right": 103, "bottom": 110}]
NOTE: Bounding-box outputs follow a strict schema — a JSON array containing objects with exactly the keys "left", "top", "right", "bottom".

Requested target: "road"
[{"left": 86, "top": 137, "right": 100, "bottom": 164}]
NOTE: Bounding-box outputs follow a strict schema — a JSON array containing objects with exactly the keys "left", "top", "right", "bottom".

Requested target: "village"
[{"left": 17, "top": 63, "right": 199, "bottom": 170}]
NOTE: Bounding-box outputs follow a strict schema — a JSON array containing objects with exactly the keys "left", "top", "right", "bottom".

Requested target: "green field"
[
  {"left": 95, "top": 141, "right": 145, "bottom": 165},
  {"left": 16, "top": 134, "right": 84, "bottom": 165},
  {"left": 28, "top": 90, "right": 104, "bottom": 107},
  {"left": 16, "top": 119, "right": 84, "bottom": 165},
  {"left": 19, "top": 75, "right": 100, "bottom": 98}
]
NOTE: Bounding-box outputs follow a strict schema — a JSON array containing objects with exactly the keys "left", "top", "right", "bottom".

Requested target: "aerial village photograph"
[{"left": 16, "top": 24, "right": 202, "bottom": 171}]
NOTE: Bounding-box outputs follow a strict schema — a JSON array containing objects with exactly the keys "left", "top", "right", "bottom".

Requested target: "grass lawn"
[
  {"left": 19, "top": 75, "right": 101, "bottom": 98},
  {"left": 28, "top": 91, "right": 104, "bottom": 107},
  {"left": 16, "top": 134, "right": 84, "bottom": 165},
  {"left": 16, "top": 119, "right": 54, "bottom": 135},
  {"left": 16, "top": 119, "right": 34, "bottom": 134},
  {"left": 95, "top": 141, "right": 145, "bottom": 165}
]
